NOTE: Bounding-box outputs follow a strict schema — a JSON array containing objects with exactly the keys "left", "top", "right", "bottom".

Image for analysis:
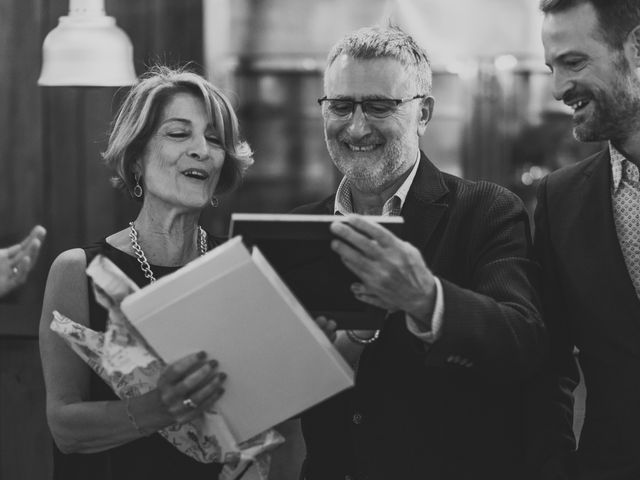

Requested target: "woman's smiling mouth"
[{"left": 181, "top": 168, "right": 210, "bottom": 180}]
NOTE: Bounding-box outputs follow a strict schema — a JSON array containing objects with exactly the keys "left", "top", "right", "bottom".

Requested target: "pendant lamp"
[{"left": 38, "top": 0, "right": 137, "bottom": 86}]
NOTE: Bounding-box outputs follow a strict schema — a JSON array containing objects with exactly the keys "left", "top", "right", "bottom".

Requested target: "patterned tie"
[{"left": 613, "top": 159, "right": 640, "bottom": 299}]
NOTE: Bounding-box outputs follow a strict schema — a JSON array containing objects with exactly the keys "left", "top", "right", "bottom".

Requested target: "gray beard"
[{"left": 327, "top": 141, "right": 405, "bottom": 193}]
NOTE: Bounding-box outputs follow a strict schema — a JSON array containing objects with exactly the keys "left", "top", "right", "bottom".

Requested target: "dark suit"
[
  {"left": 296, "top": 153, "right": 545, "bottom": 480},
  {"left": 534, "top": 149, "right": 640, "bottom": 479}
]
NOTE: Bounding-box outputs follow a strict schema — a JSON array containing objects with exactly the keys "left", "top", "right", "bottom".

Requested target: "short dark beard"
[{"left": 574, "top": 55, "right": 640, "bottom": 144}]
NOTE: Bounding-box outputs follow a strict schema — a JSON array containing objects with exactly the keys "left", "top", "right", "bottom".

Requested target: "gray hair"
[{"left": 326, "top": 25, "right": 432, "bottom": 95}]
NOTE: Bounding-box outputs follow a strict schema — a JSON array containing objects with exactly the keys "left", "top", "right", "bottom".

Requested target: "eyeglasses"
[{"left": 317, "top": 95, "right": 426, "bottom": 119}]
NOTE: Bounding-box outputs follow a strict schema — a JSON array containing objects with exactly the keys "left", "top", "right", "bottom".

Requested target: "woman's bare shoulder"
[
  {"left": 51, "top": 248, "right": 86, "bottom": 270},
  {"left": 41, "top": 248, "right": 89, "bottom": 326}
]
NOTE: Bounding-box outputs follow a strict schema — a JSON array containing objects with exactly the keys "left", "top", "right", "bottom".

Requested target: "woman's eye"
[
  {"left": 167, "top": 132, "right": 189, "bottom": 139},
  {"left": 206, "top": 136, "right": 221, "bottom": 145}
]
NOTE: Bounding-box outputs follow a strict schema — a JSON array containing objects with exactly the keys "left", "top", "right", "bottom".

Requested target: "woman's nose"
[{"left": 188, "top": 135, "right": 210, "bottom": 160}]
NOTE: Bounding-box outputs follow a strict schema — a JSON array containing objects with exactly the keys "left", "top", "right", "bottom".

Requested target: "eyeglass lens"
[{"left": 325, "top": 99, "right": 399, "bottom": 119}]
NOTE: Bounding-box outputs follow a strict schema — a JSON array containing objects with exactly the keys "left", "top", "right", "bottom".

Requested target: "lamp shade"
[{"left": 38, "top": 0, "right": 136, "bottom": 86}]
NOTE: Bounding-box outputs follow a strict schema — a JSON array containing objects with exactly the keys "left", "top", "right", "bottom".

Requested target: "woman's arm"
[{"left": 39, "top": 249, "right": 226, "bottom": 454}]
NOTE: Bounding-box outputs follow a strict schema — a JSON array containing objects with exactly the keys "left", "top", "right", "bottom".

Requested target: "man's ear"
[
  {"left": 417, "top": 96, "right": 435, "bottom": 136},
  {"left": 624, "top": 25, "right": 640, "bottom": 69}
]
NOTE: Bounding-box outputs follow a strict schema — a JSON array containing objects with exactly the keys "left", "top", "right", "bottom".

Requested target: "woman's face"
[{"left": 137, "top": 92, "right": 226, "bottom": 212}]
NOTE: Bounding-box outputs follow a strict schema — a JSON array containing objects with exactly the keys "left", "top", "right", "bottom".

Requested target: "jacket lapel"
[
  {"left": 319, "top": 195, "right": 335, "bottom": 214},
  {"left": 563, "top": 150, "right": 640, "bottom": 346},
  {"left": 401, "top": 152, "right": 449, "bottom": 251}
]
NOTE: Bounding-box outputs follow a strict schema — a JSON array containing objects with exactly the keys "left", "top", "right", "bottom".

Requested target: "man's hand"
[
  {"left": 0, "top": 225, "right": 47, "bottom": 298},
  {"left": 314, "top": 316, "right": 337, "bottom": 342},
  {"left": 330, "top": 215, "right": 436, "bottom": 328}
]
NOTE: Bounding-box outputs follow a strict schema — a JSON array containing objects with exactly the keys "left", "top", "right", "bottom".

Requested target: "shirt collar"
[
  {"left": 610, "top": 142, "right": 627, "bottom": 192},
  {"left": 334, "top": 151, "right": 421, "bottom": 216},
  {"left": 609, "top": 142, "right": 637, "bottom": 193}
]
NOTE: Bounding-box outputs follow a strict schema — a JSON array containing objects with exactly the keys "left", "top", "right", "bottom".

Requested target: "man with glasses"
[{"left": 294, "top": 25, "right": 545, "bottom": 479}]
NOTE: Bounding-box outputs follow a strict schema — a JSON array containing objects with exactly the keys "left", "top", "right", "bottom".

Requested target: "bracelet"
[
  {"left": 345, "top": 329, "right": 380, "bottom": 345},
  {"left": 125, "top": 397, "right": 151, "bottom": 437}
]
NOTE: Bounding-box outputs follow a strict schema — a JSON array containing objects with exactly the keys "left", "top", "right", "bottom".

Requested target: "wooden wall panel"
[
  {"left": 1, "top": 0, "right": 205, "bottom": 478},
  {"left": 112, "top": 0, "right": 204, "bottom": 73},
  {"left": 0, "top": 0, "right": 204, "bottom": 335},
  {"left": 43, "top": 87, "right": 127, "bottom": 255},
  {"left": 0, "top": 0, "right": 48, "bottom": 333},
  {"left": 0, "top": 338, "right": 51, "bottom": 480},
  {"left": 44, "top": 88, "right": 88, "bottom": 256}
]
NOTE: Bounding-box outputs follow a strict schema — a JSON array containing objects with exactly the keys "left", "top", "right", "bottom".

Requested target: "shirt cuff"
[{"left": 405, "top": 276, "right": 444, "bottom": 343}]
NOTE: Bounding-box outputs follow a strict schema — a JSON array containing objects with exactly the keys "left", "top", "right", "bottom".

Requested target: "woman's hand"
[
  {"left": 314, "top": 316, "right": 338, "bottom": 343},
  {"left": 155, "top": 351, "right": 227, "bottom": 425}
]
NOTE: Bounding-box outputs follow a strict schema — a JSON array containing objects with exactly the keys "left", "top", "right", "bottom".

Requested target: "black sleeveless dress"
[{"left": 53, "top": 238, "right": 224, "bottom": 480}]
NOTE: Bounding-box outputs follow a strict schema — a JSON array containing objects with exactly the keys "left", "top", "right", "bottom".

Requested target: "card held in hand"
[{"left": 229, "top": 213, "right": 405, "bottom": 330}]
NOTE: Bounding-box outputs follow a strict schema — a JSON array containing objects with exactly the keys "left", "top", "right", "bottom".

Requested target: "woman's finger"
[
  {"left": 190, "top": 372, "right": 227, "bottom": 408},
  {"left": 13, "top": 255, "right": 32, "bottom": 284},
  {"left": 6, "top": 226, "right": 46, "bottom": 260},
  {"left": 161, "top": 360, "right": 219, "bottom": 408},
  {"left": 159, "top": 351, "right": 209, "bottom": 386},
  {"left": 174, "top": 373, "right": 227, "bottom": 423}
]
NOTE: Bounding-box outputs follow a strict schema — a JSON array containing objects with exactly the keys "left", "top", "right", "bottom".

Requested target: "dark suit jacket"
[
  {"left": 534, "top": 149, "right": 640, "bottom": 480},
  {"left": 296, "top": 153, "right": 545, "bottom": 480}
]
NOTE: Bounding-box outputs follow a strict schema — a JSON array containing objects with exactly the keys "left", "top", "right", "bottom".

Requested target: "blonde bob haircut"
[{"left": 103, "top": 65, "right": 253, "bottom": 199}]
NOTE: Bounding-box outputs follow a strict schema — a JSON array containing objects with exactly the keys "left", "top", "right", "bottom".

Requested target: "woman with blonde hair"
[{"left": 39, "top": 65, "right": 253, "bottom": 479}]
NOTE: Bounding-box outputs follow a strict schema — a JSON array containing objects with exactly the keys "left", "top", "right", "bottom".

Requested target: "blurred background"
[{"left": 0, "top": 0, "right": 600, "bottom": 477}]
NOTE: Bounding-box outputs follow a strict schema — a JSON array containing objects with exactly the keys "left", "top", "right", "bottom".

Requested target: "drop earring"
[
  {"left": 210, "top": 196, "right": 219, "bottom": 207},
  {"left": 133, "top": 174, "right": 143, "bottom": 198}
]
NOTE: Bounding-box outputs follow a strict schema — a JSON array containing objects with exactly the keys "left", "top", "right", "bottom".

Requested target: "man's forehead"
[
  {"left": 324, "top": 54, "right": 412, "bottom": 96},
  {"left": 541, "top": 2, "right": 603, "bottom": 57}
]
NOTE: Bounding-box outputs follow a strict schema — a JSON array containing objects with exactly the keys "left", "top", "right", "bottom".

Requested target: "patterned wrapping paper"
[{"left": 50, "top": 254, "right": 284, "bottom": 480}]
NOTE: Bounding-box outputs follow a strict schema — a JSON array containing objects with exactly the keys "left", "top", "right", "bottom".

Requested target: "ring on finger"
[
  {"left": 182, "top": 398, "right": 198, "bottom": 409},
  {"left": 11, "top": 266, "right": 18, "bottom": 276}
]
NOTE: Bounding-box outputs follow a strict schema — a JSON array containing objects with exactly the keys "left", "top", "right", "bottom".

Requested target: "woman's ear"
[{"left": 132, "top": 160, "right": 143, "bottom": 179}]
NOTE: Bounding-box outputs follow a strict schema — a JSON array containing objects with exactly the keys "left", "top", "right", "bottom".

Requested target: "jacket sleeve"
[
  {"left": 522, "top": 175, "right": 579, "bottom": 479},
  {"left": 420, "top": 185, "right": 546, "bottom": 378}
]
